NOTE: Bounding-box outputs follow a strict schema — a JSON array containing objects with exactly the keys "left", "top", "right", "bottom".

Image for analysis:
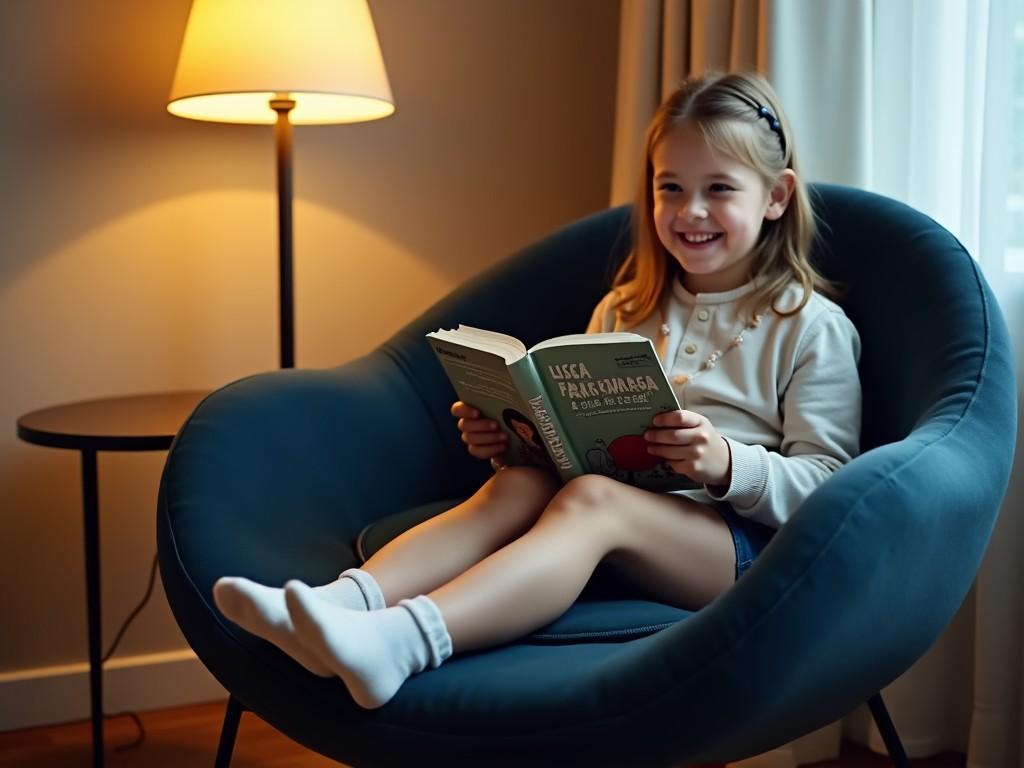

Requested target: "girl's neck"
[
  {"left": 679, "top": 270, "right": 754, "bottom": 295},
  {"left": 672, "top": 275, "right": 756, "bottom": 304}
]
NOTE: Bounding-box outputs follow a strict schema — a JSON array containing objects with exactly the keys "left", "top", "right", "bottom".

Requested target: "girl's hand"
[
  {"left": 644, "top": 409, "right": 731, "bottom": 487},
  {"left": 451, "top": 401, "right": 508, "bottom": 461}
]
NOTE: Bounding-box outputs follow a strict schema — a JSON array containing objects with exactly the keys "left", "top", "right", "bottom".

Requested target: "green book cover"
[
  {"left": 426, "top": 329, "right": 582, "bottom": 482},
  {"left": 427, "top": 326, "right": 699, "bottom": 492}
]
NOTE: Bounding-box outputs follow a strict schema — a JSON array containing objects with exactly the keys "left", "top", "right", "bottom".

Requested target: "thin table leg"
[{"left": 81, "top": 449, "right": 104, "bottom": 768}]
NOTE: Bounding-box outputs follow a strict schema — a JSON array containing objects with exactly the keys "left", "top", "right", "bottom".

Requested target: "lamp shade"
[{"left": 168, "top": 0, "right": 394, "bottom": 125}]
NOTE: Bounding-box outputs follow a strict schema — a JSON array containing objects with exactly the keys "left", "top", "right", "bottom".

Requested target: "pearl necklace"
[{"left": 660, "top": 312, "right": 764, "bottom": 386}]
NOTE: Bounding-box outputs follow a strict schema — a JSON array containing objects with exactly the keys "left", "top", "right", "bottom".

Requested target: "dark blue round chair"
[{"left": 158, "top": 185, "right": 1017, "bottom": 767}]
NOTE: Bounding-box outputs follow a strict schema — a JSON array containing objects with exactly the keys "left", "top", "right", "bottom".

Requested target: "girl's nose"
[{"left": 677, "top": 193, "right": 708, "bottom": 221}]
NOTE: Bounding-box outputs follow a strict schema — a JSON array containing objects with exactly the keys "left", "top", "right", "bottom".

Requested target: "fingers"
[
  {"left": 645, "top": 443, "right": 709, "bottom": 466},
  {"left": 650, "top": 409, "right": 703, "bottom": 428},
  {"left": 645, "top": 410, "right": 711, "bottom": 447},
  {"left": 461, "top": 422, "right": 507, "bottom": 443},
  {"left": 644, "top": 410, "right": 730, "bottom": 484},
  {"left": 458, "top": 415, "right": 502, "bottom": 434},
  {"left": 643, "top": 427, "right": 702, "bottom": 446},
  {"left": 450, "top": 401, "right": 478, "bottom": 418},
  {"left": 467, "top": 444, "right": 508, "bottom": 460},
  {"left": 463, "top": 425, "right": 507, "bottom": 459},
  {"left": 451, "top": 401, "right": 508, "bottom": 460},
  {"left": 645, "top": 435, "right": 731, "bottom": 486}
]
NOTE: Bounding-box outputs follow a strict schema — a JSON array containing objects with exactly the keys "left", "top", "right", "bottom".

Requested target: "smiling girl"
[{"left": 212, "top": 72, "right": 862, "bottom": 710}]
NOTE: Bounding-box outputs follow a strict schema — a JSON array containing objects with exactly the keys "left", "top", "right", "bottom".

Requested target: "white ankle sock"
[
  {"left": 285, "top": 580, "right": 452, "bottom": 709},
  {"left": 335, "top": 567, "right": 387, "bottom": 610},
  {"left": 211, "top": 569, "right": 386, "bottom": 677}
]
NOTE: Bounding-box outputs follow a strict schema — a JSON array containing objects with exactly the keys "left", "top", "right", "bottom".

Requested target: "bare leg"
[
  {"left": 284, "top": 473, "right": 735, "bottom": 708},
  {"left": 430, "top": 474, "right": 736, "bottom": 652},
  {"left": 363, "top": 466, "right": 560, "bottom": 604}
]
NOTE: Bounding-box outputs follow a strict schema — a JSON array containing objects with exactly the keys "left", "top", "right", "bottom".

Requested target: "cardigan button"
[{"left": 684, "top": 343, "right": 698, "bottom": 355}]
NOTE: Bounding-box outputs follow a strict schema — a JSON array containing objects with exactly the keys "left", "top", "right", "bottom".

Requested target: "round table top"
[{"left": 17, "top": 390, "right": 210, "bottom": 452}]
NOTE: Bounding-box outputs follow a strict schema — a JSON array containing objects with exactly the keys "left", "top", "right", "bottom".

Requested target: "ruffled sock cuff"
[
  {"left": 398, "top": 595, "right": 453, "bottom": 669},
  {"left": 339, "top": 567, "right": 387, "bottom": 611}
]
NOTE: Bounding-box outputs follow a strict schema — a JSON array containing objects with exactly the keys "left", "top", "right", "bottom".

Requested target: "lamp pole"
[
  {"left": 271, "top": 97, "right": 296, "bottom": 369},
  {"left": 169, "top": 1, "right": 394, "bottom": 371}
]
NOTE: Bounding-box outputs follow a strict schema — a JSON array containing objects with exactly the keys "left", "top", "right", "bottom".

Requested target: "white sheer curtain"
[{"left": 769, "top": 1, "right": 1024, "bottom": 765}]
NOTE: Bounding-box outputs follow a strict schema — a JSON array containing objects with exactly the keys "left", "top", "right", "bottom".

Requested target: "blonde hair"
[{"left": 611, "top": 72, "right": 833, "bottom": 325}]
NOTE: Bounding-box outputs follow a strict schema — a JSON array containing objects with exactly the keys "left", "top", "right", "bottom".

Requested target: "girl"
[{"left": 212, "top": 72, "right": 862, "bottom": 710}]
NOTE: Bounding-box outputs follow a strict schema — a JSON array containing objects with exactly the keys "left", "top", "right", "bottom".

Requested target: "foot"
[
  {"left": 285, "top": 580, "right": 430, "bottom": 709},
  {"left": 213, "top": 577, "right": 332, "bottom": 677}
]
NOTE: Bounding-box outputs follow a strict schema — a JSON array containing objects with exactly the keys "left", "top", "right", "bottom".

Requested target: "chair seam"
[{"left": 526, "top": 622, "right": 677, "bottom": 643}]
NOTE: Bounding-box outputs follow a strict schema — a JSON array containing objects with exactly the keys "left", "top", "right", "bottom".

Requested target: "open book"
[{"left": 427, "top": 325, "right": 699, "bottom": 492}]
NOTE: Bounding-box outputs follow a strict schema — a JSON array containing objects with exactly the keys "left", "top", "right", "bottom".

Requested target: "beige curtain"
[{"left": 610, "top": 0, "right": 770, "bottom": 206}]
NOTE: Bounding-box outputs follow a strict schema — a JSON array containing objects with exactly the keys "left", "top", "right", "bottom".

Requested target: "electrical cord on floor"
[
  {"left": 105, "top": 710, "right": 146, "bottom": 752},
  {"left": 100, "top": 552, "right": 160, "bottom": 751}
]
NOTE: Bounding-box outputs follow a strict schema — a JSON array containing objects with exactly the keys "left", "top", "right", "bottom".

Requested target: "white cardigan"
[{"left": 587, "top": 279, "right": 862, "bottom": 529}]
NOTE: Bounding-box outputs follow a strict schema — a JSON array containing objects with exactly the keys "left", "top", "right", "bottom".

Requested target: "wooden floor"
[
  {"left": 0, "top": 702, "right": 336, "bottom": 768},
  {"left": 0, "top": 700, "right": 966, "bottom": 767}
]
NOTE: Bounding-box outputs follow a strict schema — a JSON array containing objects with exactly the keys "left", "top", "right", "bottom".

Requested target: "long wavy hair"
[{"left": 611, "top": 72, "right": 833, "bottom": 325}]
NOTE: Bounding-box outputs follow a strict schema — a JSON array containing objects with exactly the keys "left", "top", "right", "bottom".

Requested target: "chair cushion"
[{"left": 356, "top": 499, "right": 692, "bottom": 642}]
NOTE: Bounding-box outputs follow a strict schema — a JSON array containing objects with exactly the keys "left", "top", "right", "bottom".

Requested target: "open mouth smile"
[{"left": 677, "top": 232, "right": 723, "bottom": 247}]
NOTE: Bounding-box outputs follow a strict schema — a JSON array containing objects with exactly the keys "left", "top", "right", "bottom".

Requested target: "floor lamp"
[{"left": 167, "top": 0, "right": 394, "bottom": 368}]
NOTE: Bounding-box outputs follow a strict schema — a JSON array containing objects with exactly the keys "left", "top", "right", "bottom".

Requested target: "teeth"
[{"left": 681, "top": 232, "right": 720, "bottom": 243}]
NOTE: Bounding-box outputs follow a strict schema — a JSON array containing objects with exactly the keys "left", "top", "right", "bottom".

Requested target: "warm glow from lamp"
[
  {"left": 167, "top": 0, "right": 395, "bottom": 125},
  {"left": 167, "top": 0, "right": 395, "bottom": 369}
]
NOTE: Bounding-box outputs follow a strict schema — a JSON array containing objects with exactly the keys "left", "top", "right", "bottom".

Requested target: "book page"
[
  {"left": 427, "top": 326, "right": 527, "bottom": 365},
  {"left": 529, "top": 331, "right": 648, "bottom": 352}
]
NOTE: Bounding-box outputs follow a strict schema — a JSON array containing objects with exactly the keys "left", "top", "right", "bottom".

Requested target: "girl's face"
[{"left": 651, "top": 121, "right": 793, "bottom": 293}]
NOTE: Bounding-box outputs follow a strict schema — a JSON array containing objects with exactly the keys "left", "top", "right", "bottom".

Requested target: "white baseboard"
[{"left": 0, "top": 648, "right": 227, "bottom": 732}]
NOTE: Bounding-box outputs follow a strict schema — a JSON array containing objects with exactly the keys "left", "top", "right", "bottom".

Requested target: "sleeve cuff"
[{"left": 706, "top": 436, "right": 768, "bottom": 510}]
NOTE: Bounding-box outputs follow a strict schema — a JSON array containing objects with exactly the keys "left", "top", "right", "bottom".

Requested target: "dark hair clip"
[
  {"left": 754, "top": 104, "right": 786, "bottom": 154},
  {"left": 724, "top": 86, "right": 788, "bottom": 157}
]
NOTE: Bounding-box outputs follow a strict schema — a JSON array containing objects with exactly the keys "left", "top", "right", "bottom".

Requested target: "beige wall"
[{"left": 0, "top": 0, "right": 619, "bottom": 684}]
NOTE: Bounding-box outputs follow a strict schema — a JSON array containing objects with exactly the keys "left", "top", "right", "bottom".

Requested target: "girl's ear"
[{"left": 764, "top": 170, "right": 796, "bottom": 221}]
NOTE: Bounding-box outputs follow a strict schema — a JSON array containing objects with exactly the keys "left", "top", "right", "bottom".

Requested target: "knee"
[
  {"left": 480, "top": 465, "right": 559, "bottom": 511},
  {"left": 542, "top": 474, "right": 624, "bottom": 529},
  {"left": 490, "top": 465, "right": 559, "bottom": 493},
  {"left": 560, "top": 474, "right": 621, "bottom": 505}
]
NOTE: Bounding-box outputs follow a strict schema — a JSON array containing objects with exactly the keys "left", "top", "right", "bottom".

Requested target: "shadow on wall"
[
  {"left": 0, "top": 0, "right": 618, "bottom": 293},
  {"left": 1, "top": 190, "right": 451, "bottom": 384}
]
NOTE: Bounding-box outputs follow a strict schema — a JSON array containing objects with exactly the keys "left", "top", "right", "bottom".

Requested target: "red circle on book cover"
[{"left": 608, "top": 434, "right": 660, "bottom": 472}]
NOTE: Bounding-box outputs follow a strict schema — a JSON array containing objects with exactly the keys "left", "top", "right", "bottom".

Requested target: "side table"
[{"left": 16, "top": 391, "right": 208, "bottom": 768}]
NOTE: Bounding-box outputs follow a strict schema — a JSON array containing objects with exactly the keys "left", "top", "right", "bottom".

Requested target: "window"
[{"left": 1008, "top": 17, "right": 1024, "bottom": 272}]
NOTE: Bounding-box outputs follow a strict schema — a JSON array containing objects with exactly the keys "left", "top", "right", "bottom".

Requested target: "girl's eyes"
[{"left": 655, "top": 183, "right": 734, "bottom": 194}]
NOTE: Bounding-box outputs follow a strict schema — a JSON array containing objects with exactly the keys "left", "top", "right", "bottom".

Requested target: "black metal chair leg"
[
  {"left": 214, "top": 695, "right": 245, "bottom": 768},
  {"left": 867, "top": 692, "right": 911, "bottom": 768}
]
